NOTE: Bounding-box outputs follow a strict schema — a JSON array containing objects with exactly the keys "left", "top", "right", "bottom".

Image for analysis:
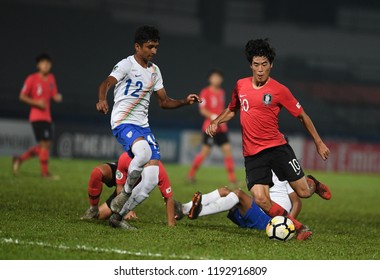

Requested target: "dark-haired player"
[
  {"left": 188, "top": 70, "right": 236, "bottom": 184},
  {"left": 206, "top": 39, "right": 331, "bottom": 240},
  {"left": 95, "top": 26, "right": 201, "bottom": 228},
  {"left": 81, "top": 152, "right": 175, "bottom": 227},
  {"left": 13, "top": 53, "right": 62, "bottom": 178}
]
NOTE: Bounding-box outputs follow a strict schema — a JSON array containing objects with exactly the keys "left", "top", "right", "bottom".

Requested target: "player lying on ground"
[
  {"left": 206, "top": 39, "right": 331, "bottom": 240},
  {"left": 13, "top": 53, "right": 62, "bottom": 179},
  {"left": 175, "top": 172, "right": 301, "bottom": 230},
  {"left": 96, "top": 26, "right": 201, "bottom": 229},
  {"left": 81, "top": 152, "right": 175, "bottom": 227}
]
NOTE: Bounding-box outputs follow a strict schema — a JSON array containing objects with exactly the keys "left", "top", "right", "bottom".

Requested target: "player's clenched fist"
[
  {"left": 185, "top": 93, "right": 202, "bottom": 105},
  {"left": 96, "top": 100, "right": 109, "bottom": 114},
  {"left": 206, "top": 121, "right": 218, "bottom": 137}
]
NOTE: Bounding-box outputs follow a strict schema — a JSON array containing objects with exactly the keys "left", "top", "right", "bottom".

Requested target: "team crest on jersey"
[
  {"left": 116, "top": 170, "right": 123, "bottom": 180},
  {"left": 263, "top": 93, "right": 272, "bottom": 105}
]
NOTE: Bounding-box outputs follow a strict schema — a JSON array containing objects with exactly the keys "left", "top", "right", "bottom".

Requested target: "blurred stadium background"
[{"left": 1, "top": 0, "right": 380, "bottom": 174}]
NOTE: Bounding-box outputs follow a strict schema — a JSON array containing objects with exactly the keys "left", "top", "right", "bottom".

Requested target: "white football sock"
[
  {"left": 124, "top": 140, "right": 152, "bottom": 193},
  {"left": 199, "top": 192, "right": 239, "bottom": 217},
  {"left": 182, "top": 202, "right": 192, "bottom": 215},
  {"left": 201, "top": 189, "right": 222, "bottom": 205},
  {"left": 181, "top": 189, "right": 222, "bottom": 215},
  {"left": 120, "top": 165, "right": 159, "bottom": 216}
]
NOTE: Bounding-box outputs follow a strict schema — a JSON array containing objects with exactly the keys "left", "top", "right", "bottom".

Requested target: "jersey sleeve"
[
  {"left": 280, "top": 86, "right": 303, "bottom": 117},
  {"left": 20, "top": 75, "right": 33, "bottom": 96},
  {"left": 158, "top": 162, "right": 173, "bottom": 199},
  {"left": 153, "top": 65, "right": 164, "bottom": 92},
  {"left": 228, "top": 82, "right": 241, "bottom": 111},
  {"left": 109, "top": 59, "right": 131, "bottom": 82}
]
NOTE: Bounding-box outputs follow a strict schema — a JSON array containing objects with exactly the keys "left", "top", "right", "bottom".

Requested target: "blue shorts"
[
  {"left": 112, "top": 124, "right": 161, "bottom": 160},
  {"left": 227, "top": 201, "right": 271, "bottom": 230}
]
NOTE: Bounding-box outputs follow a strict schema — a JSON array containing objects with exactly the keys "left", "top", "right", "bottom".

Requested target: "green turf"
[{"left": 0, "top": 156, "right": 379, "bottom": 260}]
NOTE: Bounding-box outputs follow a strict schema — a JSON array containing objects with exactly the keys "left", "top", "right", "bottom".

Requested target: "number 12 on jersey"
[{"left": 124, "top": 79, "right": 143, "bottom": 97}]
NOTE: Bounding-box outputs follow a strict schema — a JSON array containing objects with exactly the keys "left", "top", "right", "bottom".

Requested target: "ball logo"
[
  {"left": 263, "top": 93, "right": 272, "bottom": 105},
  {"left": 115, "top": 170, "right": 123, "bottom": 180}
]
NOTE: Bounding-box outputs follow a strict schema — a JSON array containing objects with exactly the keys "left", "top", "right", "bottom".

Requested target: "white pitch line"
[{"left": 1, "top": 237, "right": 209, "bottom": 260}]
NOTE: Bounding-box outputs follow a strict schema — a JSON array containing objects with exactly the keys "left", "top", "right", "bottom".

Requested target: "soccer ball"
[{"left": 266, "top": 216, "right": 296, "bottom": 241}]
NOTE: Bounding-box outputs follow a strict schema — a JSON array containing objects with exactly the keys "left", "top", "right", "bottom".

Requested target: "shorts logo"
[
  {"left": 263, "top": 93, "right": 272, "bottom": 105},
  {"left": 296, "top": 102, "right": 301, "bottom": 109},
  {"left": 127, "top": 131, "right": 133, "bottom": 138},
  {"left": 116, "top": 170, "right": 123, "bottom": 180},
  {"left": 166, "top": 187, "right": 172, "bottom": 194},
  {"left": 113, "top": 65, "right": 118, "bottom": 71}
]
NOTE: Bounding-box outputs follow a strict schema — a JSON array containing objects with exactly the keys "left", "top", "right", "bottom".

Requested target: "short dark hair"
[
  {"left": 245, "top": 38, "right": 276, "bottom": 64},
  {"left": 36, "top": 53, "right": 52, "bottom": 64},
  {"left": 134, "top": 26, "right": 160, "bottom": 45},
  {"left": 208, "top": 68, "right": 224, "bottom": 79}
]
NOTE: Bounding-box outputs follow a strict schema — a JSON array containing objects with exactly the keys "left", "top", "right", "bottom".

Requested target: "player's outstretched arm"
[
  {"left": 165, "top": 197, "right": 176, "bottom": 227},
  {"left": 298, "top": 111, "right": 330, "bottom": 160},
  {"left": 206, "top": 108, "right": 236, "bottom": 137},
  {"left": 288, "top": 192, "right": 302, "bottom": 219},
  {"left": 154, "top": 88, "right": 202, "bottom": 109},
  {"left": 96, "top": 76, "right": 118, "bottom": 114}
]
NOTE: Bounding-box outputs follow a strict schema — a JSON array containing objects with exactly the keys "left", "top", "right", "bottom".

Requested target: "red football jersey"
[
  {"left": 116, "top": 153, "right": 173, "bottom": 199},
  {"left": 20, "top": 73, "right": 58, "bottom": 122},
  {"left": 199, "top": 87, "right": 227, "bottom": 133},
  {"left": 228, "top": 77, "right": 303, "bottom": 156}
]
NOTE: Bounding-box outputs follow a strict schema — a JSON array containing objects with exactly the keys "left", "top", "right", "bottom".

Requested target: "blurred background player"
[
  {"left": 81, "top": 152, "right": 175, "bottom": 227},
  {"left": 206, "top": 39, "right": 331, "bottom": 240},
  {"left": 12, "top": 53, "right": 62, "bottom": 179},
  {"left": 176, "top": 172, "right": 301, "bottom": 230},
  {"left": 188, "top": 70, "right": 236, "bottom": 184},
  {"left": 96, "top": 26, "right": 201, "bottom": 227}
]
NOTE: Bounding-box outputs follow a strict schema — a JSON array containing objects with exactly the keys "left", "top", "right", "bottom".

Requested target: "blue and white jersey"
[{"left": 109, "top": 55, "right": 164, "bottom": 129}]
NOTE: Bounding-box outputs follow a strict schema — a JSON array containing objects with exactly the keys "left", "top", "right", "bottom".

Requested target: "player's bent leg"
[
  {"left": 198, "top": 191, "right": 239, "bottom": 217},
  {"left": 288, "top": 177, "right": 315, "bottom": 198},
  {"left": 188, "top": 191, "right": 202, "bottom": 220},
  {"left": 111, "top": 139, "right": 152, "bottom": 213},
  {"left": 118, "top": 164, "right": 159, "bottom": 217},
  {"left": 233, "top": 189, "right": 253, "bottom": 217},
  {"left": 307, "top": 175, "right": 332, "bottom": 200},
  {"left": 250, "top": 184, "right": 312, "bottom": 240}
]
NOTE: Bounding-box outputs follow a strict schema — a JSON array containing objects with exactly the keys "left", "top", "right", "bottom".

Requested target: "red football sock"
[
  {"left": 188, "top": 153, "right": 205, "bottom": 178},
  {"left": 88, "top": 168, "right": 104, "bottom": 206},
  {"left": 39, "top": 148, "right": 49, "bottom": 176},
  {"left": 268, "top": 202, "right": 303, "bottom": 231},
  {"left": 19, "top": 145, "right": 40, "bottom": 162},
  {"left": 224, "top": 156, "right": 236, "bottom": 183}
]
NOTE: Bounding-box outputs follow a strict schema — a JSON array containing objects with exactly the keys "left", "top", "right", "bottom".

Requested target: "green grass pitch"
[{"left": 0, "top": 156, "right": 379, "bottom": 260}]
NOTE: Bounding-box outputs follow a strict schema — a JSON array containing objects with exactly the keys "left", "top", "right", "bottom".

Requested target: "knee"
[
  {"left": 132, "top": 140, "right": 152, "bottom": 164},
  {"left": 233, "top": 189, "right": 244, "bottom": 198},
  {"left": 252, "top": 192, "right": 269, "bottom": 207}
]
